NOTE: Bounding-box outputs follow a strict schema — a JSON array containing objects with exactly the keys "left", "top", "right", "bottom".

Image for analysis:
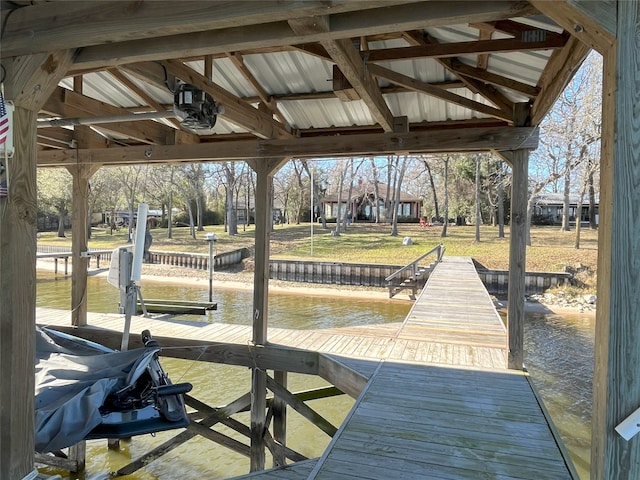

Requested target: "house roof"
[
  {"left": 533, "top": 192, "right": 600, "bottom": 206},
  {"left": 0, "top": 1, "right": 591, "bottom": 167},
  {"left": 323, "top": 181, "right": 421, "bottom": 203}
]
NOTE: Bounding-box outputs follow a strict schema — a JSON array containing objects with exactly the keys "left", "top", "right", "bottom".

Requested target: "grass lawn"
[{"left": 39, "top": 221, "right": 598, "bottom": 278}]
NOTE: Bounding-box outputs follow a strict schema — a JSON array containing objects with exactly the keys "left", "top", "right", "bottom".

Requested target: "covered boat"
[{"left": 35, "top": 327, "right": 192, "bottom": 453}]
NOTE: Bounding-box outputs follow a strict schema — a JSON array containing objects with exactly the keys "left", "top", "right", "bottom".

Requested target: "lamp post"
[{"left": 205, "top": 232, "right": 217, "bottom": 302}]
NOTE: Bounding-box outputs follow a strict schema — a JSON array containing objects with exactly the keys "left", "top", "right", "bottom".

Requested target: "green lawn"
[{"left": 39, "top": 221, "right": 598, "bottom": 278}]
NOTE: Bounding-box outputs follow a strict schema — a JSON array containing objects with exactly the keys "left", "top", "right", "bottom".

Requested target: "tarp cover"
[{"left": 35, "top": 327, "right": 159, "bottom": 453}]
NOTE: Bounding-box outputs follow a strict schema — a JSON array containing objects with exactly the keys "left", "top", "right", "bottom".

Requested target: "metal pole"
[
  {"left": 37, "top": 110, "right": 176, "bottom": 128},
  {"left": 310, "top": 166, "right": 314, "bottom": 256},
  {"left": 208, "top": 239, "right": 214, "bottom": 303}
]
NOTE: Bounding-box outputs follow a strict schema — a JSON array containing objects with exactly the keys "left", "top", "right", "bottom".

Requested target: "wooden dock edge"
[
  {"left": 524, "top": 370, "right": 581, "bottom": 479},
  {"left": 307, "top": 361, "right": 385, "bottom": 480}
]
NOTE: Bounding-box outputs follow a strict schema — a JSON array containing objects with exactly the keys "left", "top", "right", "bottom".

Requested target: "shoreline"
[{"left": 36, "top": 259, "right": 594, "bottom": 315}]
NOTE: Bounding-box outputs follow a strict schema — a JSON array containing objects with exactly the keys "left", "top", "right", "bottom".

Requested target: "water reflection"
[{"left": 524, "top": 309, "right": 594, "bottom": 480}]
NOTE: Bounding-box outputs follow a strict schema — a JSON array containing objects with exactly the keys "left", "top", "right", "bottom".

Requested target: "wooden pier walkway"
[{"left": 36, "top": 256, "right": 576, "bottom": 479}]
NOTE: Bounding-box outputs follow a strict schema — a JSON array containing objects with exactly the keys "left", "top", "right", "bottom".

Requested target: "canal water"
[{"left": 35, "top": 271, "right": 594, "bottom": 479}]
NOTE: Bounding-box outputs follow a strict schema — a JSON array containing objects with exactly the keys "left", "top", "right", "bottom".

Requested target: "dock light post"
[{"left": 206, "top": 233, "right": 217, "bottom": 302}]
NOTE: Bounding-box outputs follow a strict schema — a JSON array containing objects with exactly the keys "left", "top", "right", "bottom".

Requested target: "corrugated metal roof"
[{"left": 47, "top": 10, "right": 571, "bottom": 142}]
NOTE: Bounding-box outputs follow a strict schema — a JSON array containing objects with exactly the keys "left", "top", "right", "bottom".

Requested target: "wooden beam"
[
  {"left": 2, "top": 0, "right": 417, "bottom": 58},
  {"left": 37, "top": 126, "right": 539, "bottom": 167},
  {"left": 470, "top": 19, "right": 564, "bottom": 38},
  {"left": 363, "top": 35, "right": 568, "bottom": 62},
  {"left": 227, "top": 53, "right": 286, "bottom": 124},
  {"left": 265, "top": 375, "right": 338, "bottom": 437},
  {"left": 403, "top": 30, "right": 515, "bottom": 120},
  {"left": 0, "top": 50, "right": 74, "bottom": 480},
  {"left": 116, "top": 392, "right": 251, "bottom": 476},
  {"left": 531, "top": 35, "right": 591, "bottom": 125},
  {"left": 289, "top": 16, "right": 395, "bottom": 132},
  {"left": 447, "top": 59, "right": 541, "bottom": 99},
  {"left": 272, "top": 370, "right": 287, "bottom": 467},
  {"left": 367, "top": 63, "right": 513, "bottom": 122},
  {"left": 68, "top": 1, "right": 538, "bottom": 71},
  {"left": 530, "top": 0, "right": 615, "bottom": 54},
  {"left": 250, "top": 367, "right": 267, "bottom": 471},
  {"left": 38, "top": 127, "right": 77, "bottom": 149},
  {"left": 43, "top": 86, "right": 176, "bottom": 145},
  {"left": 108, "top": 68, "right": 190, "bottom": 132},
  {"left": 318, "top": 354, "right": 369, "bottom": 399},
  {"left": 476, "top": 28, "right": 493, "bottom": 70},
  {"left": 45, "top": 325, "right": 322, "bottom": 375},
  {"left": 592, "top": 3, "right": 640, "bottom": 479}
]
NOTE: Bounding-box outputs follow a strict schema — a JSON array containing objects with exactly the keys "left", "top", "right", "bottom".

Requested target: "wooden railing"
[
  {"left": 385, "top": 244, "right": 445, "bottom": 298},
  {"left": 37, "top": 247, "right": 113, "bottom": 274}
]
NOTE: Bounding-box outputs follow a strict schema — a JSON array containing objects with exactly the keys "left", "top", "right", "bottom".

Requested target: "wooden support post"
[
  {"left": 0, "top": 103, "right": 38, "bottom": 480},
  {"left": 68, "top": 441, "right": 86, "bottom": 472},
  {"left": 0, "top": 50, "right": 74, "bottom": 480},
  {"left": 507, "top": 102, "right": 532, "bottom": 370},
  {"left": 247, "top": 157, "right": 288, "bottom": 472},
  {"left": 592, "top": 2, "right": 640, "bottom": 478},
  {"left": 68, "top": 127, "right": 101, "bottom": 327},
  {"left": 273, "top": 370, "right": 288, "bottom": 467}
]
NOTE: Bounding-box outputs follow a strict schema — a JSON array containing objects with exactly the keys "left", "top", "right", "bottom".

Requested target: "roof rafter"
[
  {"left": 531, "top": 35, "right": 591, "bottom": 125},
  {"left": 403, "top": 30, "right": 515, "bottom": 117},
  {"left": 107, "top": 68, "right": 188, "bottom": 132},
  {"left": 226, "top": 52, "right": 287, "bottom": 125},
  {"left": 367, "top": 64, "right": 512, "bottom": 122},
  {"left": 121, "top": 61, "right": 292, "bottom": 140},
  {"left": 446, "top": 60, "right": 540, "bottom": 98},
  {"left": 362, "top": 35, "right": 568, "bottom": 62},
  {"left": 41, "top": 86, "right": 178, "bottom": 145},
  {"left": 289, "top": 15, "right": 395, "bottom": 133}
]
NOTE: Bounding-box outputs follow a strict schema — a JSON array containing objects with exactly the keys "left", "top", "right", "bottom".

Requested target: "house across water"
[
  {"left": 321, "top": 180, "right": 422, "bottom": 223},
  {"left": 532, "top": 193, "right": 599, "bottom": 226}
]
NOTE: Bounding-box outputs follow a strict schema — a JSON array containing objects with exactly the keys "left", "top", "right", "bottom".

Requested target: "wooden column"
[
  {"left": 273, "top": 370, "right": 288, "bottom": 466},
  {"left": 0, "top": 104, "right": 39, "bottom": 480},
  {"left": 247, "top": 157, "right": 287, "bottom": 472},
  {"left": 506, "top": 103, "right": 532, "bottom": 370},
  {"left": 592, "top": 2, "right": 640, "bottom": 478},
  {"left": 0, "top": 50, "right": 74, "bottom": 480},
  {"left": 68, "top": 127, "right": 101, "bottom": 327}
]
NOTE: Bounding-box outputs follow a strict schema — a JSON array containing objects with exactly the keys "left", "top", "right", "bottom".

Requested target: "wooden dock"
[{"left": 36, "top": 256, "right": 576, "bottom": 479}]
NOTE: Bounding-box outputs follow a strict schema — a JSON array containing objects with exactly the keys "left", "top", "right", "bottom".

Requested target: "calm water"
[
  {"left": 524, "top": 310, "right": 594, "bottom": 479},
  {"left": 36, "top": 271, "right": 595, "bottom": 479},
  {"left": 36, "top": 271, "right": 409, "bottom": 479}
]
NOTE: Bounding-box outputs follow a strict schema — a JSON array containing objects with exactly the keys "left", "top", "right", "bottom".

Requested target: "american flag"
[{"left": 0, "top": 90, "right": 8, "bottom": 146}]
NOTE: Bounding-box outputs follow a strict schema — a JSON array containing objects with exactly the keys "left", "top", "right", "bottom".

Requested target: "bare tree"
[
  {"left": 301, "top": 159, "right": 328, "bottom": 229},
  {"left": 369, "top": 158, "right": 381, "bottom": 223},
  {"left": 528, "top": 52, "right": 602, "bottom": 243},
  {"left": 389, "top": 155, "right": 409, "bottom": 236},
  {"left": 440, "top": 155, "right": 450, "bottom": 238},
  {"left": 420, "top": 155, "right": 440, "bottom": 222},
  {"left": 474, "top": 154, "right": 482, "bottom": 243}
]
